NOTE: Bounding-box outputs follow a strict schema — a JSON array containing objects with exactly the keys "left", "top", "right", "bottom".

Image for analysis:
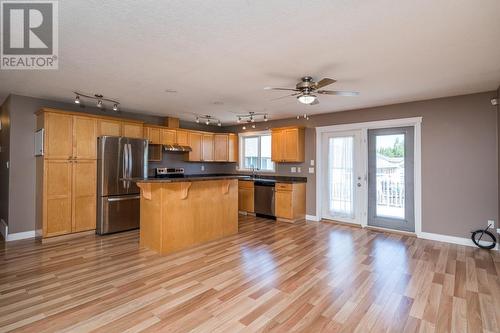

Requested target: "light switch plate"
[
  {"left": 297, "top": 167, "right": 301, "bottom": 173},
  {"left": 291, "top": 167, "right": 296, "bottom": 173},
  {"left": 310, "top": 160, "right": 315, "bottom": 166},
  {"left": 201, "top": 165, "right": 205, "bottom": 171},
  {"left": 308, "top": 167, "right": 314, "bottom": 174}
]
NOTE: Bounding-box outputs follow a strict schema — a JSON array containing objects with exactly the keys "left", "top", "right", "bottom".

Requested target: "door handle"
[{"left": 107, "top": 195, "right": 140, "bottom": 202}]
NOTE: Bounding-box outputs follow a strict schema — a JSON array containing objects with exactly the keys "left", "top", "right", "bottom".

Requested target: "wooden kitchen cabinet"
[
  {"left": 43, "top": 159, "right": 73, "bottom": 237},
  {"left": 188, "top": 131, "right": 203, "bottom": 161},
  {"left": 73, "top": 116, "right": 97, "bottom": 159},
  {"left": 72, "top": 160, "right": 97, "bottom": 232},
  {"left": 161, "top": 129, "right": 177, "bottom": 145},
  {"left": 121, "top": 121, "right": 144, "bottom": 138},
  {"left": 213, "top": 133, "right": 238, "bottom": 162},
  {"left": 202, "top": 133, "right": 214, "bottom": 161},
  {"left": 98, "top": 119, "right": 121, "bottom": 137},
  {"left": 144, "top": 126, "right": 161, "bottom": 144},
  {"left": 228, "top": 133, "right": 238, "bottom": 162},
  {"left": 214, "top": 134, "right": 229, "bottom": 161},
  {"left": 271, "top": 126, "right": 305, "bottom": 163},
  {"left": 176, "top": 130, "right": 189, "bottom": 145},
  {"left": 44, "top": 112, "right": 73, "bottom": 159},
  {"left": 44, "top": 112, "right": 97, "bottom": 160},
  {"left": 238, "top": 180, "right": 254, "bottom": 213},
  {"left": 275, "top": 182, "right": 306, "bottom": 222}
]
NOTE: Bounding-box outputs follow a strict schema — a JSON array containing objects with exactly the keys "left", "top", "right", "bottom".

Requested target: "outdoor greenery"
[{"left": 378, "top": 137, "right": 404, "bottom": 157}]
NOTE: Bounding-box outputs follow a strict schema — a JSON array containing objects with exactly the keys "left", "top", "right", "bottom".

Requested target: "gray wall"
[
  {"left": 227, "top": 91, "right": 498, "bottom": 238},
  {"left": 0, "top": 97, "right": 11, "bottom": 229}
]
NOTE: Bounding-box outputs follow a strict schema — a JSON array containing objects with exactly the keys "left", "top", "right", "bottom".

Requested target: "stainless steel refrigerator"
[{"left": 97, "top": 136, "right": 148, "bottom": 235}]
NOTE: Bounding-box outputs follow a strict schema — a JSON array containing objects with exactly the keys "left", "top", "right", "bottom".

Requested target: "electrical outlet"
[
  {"left": 497, "top": 228, "right": 500, "bottom": 235},
  {"left": 488, "top": 220, "right": 495, "bottom": 228},
  {"left": 297, "top": 167, "right": 301, "bottom": 173},
  {"left": 308, "top": 167, "right": 314, "bottom": 174},
  {"left": 201, "top": 165, "right": 205, "bottom": 171},
  {"left": 310, "top": 160, "right": 315, "bottom": 166},
  {"left": 290, "top": 167, "right": 296, "bottom": 173}
]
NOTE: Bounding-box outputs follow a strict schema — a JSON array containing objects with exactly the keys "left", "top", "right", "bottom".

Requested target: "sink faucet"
[{"left": 251, "top": 165, "right": 257, "bottom": 177}]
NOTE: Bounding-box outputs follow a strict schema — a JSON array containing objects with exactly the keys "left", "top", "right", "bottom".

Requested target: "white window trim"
[{"left": 238, "top": 131, "right": 275, "bottom": 173}]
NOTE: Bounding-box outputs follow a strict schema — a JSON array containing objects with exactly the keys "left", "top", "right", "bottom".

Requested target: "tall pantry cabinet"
[{"left": 35, "top": 108, "right": 144, "bottom": 239}]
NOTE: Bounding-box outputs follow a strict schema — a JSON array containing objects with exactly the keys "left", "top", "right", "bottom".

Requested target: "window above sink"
[{"left": 238, "top": 131, "right": 275, "bottom": 173}]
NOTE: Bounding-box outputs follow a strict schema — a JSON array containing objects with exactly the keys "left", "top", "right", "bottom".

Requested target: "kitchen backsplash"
[{"left": 148, "top": 151, "right": 237, "bottom": 176}]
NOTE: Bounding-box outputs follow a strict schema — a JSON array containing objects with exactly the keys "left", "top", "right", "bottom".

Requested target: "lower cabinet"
[
  {"left": 275, "top": 182, "right": 306, "bottom": 222},
  {"left": 41, "top": 159, "right": 97, "bottom": 237},
  {"left": 238, "top": 180, "right": 254, "bottom": 213}
]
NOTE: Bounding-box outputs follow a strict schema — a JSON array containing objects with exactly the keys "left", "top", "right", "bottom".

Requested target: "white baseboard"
[
  {"left": 419, "top": 231, "right": 498, "bottom": 250},
  {"left": 6, "top": 230, "right": 36, "bottom": 241},
  {"left": 0, "top": 220, "right": 36, "bottom": 242},
  {"left": 305, "top": 215, "right": 320, "bottom": 222},
  {"left": 0, "top": 219, "right": 7, "bottom": 240}
]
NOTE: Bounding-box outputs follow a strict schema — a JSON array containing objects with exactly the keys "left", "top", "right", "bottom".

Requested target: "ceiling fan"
[{"left": 264, "top": 76, "right": 359, "bottom": 105}]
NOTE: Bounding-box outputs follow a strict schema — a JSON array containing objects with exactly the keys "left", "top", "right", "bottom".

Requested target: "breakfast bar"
[{"left": 134, "top": 176, "right": 245, "bottom": 255}]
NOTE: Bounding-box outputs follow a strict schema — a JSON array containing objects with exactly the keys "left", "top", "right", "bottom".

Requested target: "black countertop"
[{"left": 131, "top": 173, "right": 307, "bottom": 184}]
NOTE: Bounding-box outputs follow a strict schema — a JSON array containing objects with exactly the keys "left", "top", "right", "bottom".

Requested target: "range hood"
[{"left": 163, "top": 144, "right": 192, "bottom": 152}]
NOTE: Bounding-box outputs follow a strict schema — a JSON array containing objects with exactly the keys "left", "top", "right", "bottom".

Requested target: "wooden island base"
[{"left": 137, "top": 179, "right": 238, "bottom": 255}]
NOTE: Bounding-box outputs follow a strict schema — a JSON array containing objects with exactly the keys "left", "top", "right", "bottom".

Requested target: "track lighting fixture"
[
  {"left": 73, "top": 92, "right": 120, "bottom": 111},
  {"left": 195, "top": 115, "right": 221, "bottom": 127},
  {"left": 242, "top": 125, "right": 246, "bottom": 130},
  {"left": 236, "top": 111, "right": 268, "bottom": 125},
  {"left": 297, "top": 114, "right": 311, "bottom": 120}
]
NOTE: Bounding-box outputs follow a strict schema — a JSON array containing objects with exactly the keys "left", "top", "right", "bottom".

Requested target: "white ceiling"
[{"left": 1, "top": 0, "right": 499, "bottom": 124}]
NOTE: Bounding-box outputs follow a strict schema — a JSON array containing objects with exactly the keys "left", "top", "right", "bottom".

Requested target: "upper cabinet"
[
  {"left": 144, "top": 125, "right": 161, "bottom": 144},
  {"left": 214, "top": 133, "right": 238, "bottom": 162},
  {"left": 43, "top": 112, "right": 97, "bottom": 160},
  {"left": 121, "top": 121, "right": 144, "bottom": 139},
  {"left": 214, "top": 134, "right": 228, "bottom": 161},
  {"left": 44, "top": 112, "right": 73, "bottom": 159},
  {"left": 161, "top": 129, "right": 176, "bottom": 145},
  {"left": 188, "top": 131, "right": 203, "bottom": 161},
  {"left": 98, "top": 119, "right": 121, "bottom": 137},
  {"left": 73, "top": 116, "right": 97, "bottom": 159},
  {"left": 271, "top": 126, "right": 305, "bottom": 163},
  {"left": 202, "top": 133, "right": 214, "bottom": 161},
  {"left": 176, "top": 130, "right": 189, "bottom": 145}
]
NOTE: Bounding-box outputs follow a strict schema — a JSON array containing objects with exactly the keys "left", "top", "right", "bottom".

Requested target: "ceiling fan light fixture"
[{"left": 297, "top": 94, "right": 316, "bottom": 105}]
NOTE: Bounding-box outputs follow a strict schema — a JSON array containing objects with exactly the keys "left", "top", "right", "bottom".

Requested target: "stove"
[{"left": 154, "top": 167, "right": 185, "bottom": 178}]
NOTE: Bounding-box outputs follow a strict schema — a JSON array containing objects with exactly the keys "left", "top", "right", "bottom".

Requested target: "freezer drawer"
[{"left": 97, "top": 195, "right": 140, "bottom": 235}]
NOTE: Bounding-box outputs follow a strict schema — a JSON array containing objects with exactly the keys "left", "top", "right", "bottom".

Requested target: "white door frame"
[{"left": 315, "top": 117, "right": 422, "bottom": 236}]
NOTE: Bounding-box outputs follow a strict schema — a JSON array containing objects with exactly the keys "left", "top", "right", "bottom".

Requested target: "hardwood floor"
[{"left": 1, "top": 215, "right": 499, "bottom": 332}]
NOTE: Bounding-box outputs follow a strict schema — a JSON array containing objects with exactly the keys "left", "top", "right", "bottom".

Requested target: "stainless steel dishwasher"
[{"left": 254, "top": 180, "right": 276, "bottom": 219}]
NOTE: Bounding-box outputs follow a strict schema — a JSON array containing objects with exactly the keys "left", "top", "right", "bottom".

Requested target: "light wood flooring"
[{"left": 1, "top": 215, "right": 499, "bottom": 332}]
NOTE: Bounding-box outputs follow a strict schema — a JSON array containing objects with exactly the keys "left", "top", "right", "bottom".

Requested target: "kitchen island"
[{"left": 134, "top": 176, "right": 246, "bottom": 255}]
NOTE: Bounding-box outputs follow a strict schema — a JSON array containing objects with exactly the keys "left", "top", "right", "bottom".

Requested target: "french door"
[
  {"left": 367, "top": 127, "right": 415, "bottom": 232},
  {"left": 321, "top": 131, "right": 364, "bottom": 225},
  {"left": 320, "top": 125, "right": 416, "bottom": 233}
]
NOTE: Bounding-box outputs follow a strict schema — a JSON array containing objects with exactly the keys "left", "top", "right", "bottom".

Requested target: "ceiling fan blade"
[
  {"left": 314, "top": 78, "right": 336, "bottom": 89},
  {"left": 316, "top": 90, "right": 359, "bottom": 96},
  {"left": 270, "top": 92, "right": 301, "bottom": 101},
  {"left": 264, "top": 87, "right": 299, "bottom": 91}
]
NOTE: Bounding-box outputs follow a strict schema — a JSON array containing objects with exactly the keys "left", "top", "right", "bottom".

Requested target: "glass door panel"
[{"left": 368, "top": 127, "right": 414, "bottom": 232}]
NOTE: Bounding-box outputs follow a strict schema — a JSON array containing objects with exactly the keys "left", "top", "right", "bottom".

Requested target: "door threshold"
[
  {"left": 320, "top": 218, "right": 363, "bottom": 228},
  {"left": 365, "top": 225, "right": 416, "bottom": 237}
]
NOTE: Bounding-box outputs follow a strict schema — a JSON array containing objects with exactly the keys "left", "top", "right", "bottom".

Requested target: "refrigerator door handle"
[
  {"left": 107, "top": 195, "right": 141, "bottom": 202},
  {"left": 122, "top": 142, "right": 128, "bottom": 188}
]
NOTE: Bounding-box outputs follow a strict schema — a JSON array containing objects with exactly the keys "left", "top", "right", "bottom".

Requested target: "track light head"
[
  {"left": 195, "top": 117, "right": 200, "bottom": 123},
  {"left": 264, "top": 114, "right": 268, "bottom": 121},
  {"left": 96, "top": 100, "right": 103, "bottom": 108},
  {"left": 74, "top": 95, "right": 80, "bottom": 104},
  {"left": 112, "top": 104, "right": 119, "bottom": 112}
]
